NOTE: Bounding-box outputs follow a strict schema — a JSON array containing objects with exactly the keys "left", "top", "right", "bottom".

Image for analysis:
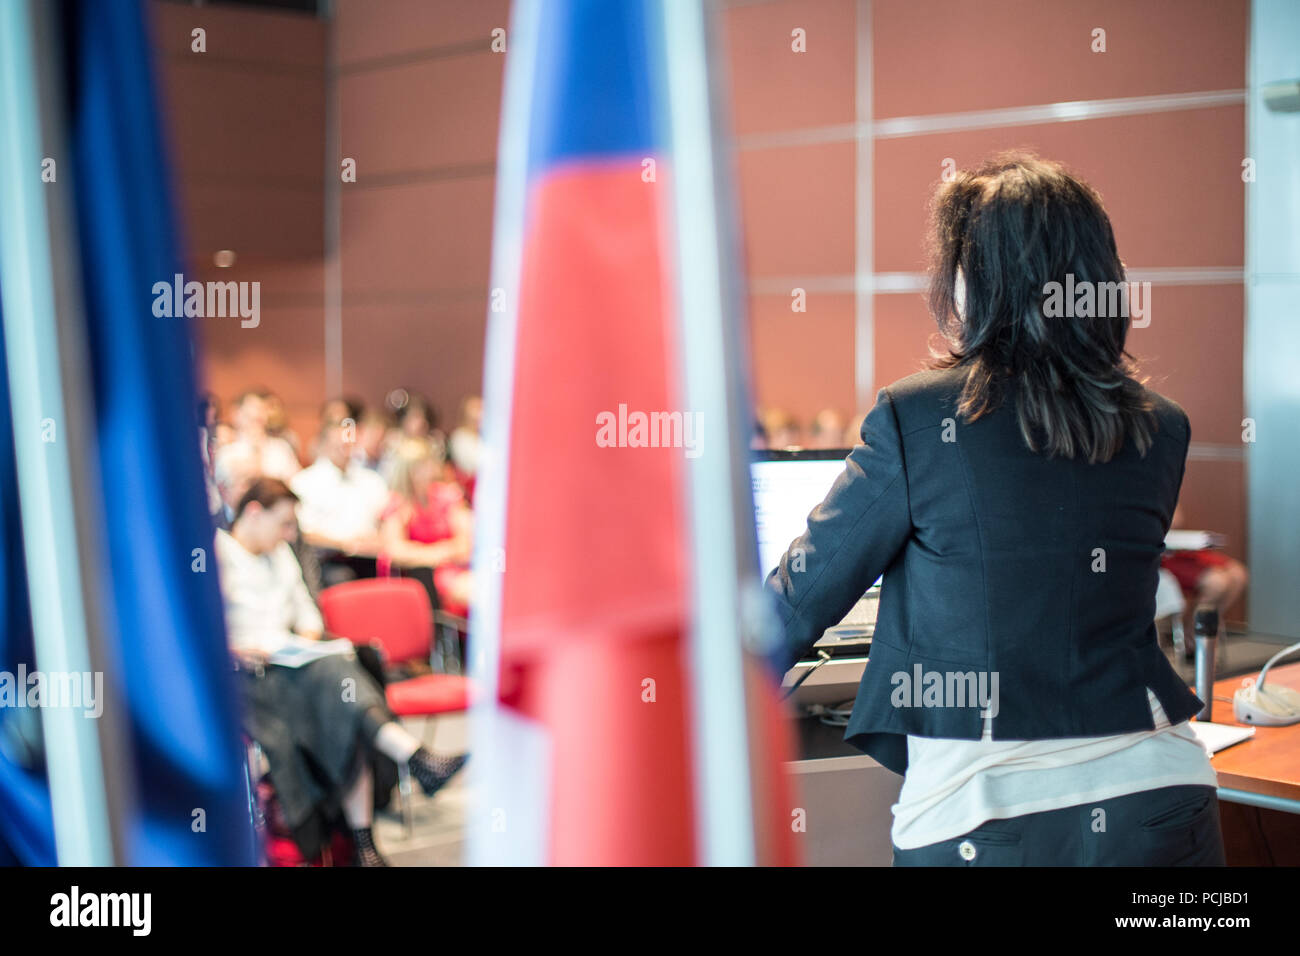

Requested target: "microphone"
[{"left": 1193, "top": 605, "right": 1218, "bottom": 722}]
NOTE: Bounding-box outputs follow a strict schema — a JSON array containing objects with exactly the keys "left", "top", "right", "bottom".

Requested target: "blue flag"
[{"left": 0, "top": 0, "right": 252, "bottom": 865}]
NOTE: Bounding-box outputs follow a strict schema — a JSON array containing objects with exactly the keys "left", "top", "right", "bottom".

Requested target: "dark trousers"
[{"left": 891, "top": 784, "right": 1226, "bottom": 866}]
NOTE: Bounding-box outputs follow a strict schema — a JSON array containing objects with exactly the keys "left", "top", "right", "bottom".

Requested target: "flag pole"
[
  {"left": 0, "top": 0, "right": 130, "bottom": 866},
  {"left": 467, "top": 0, "right": 546, "bottom": 867},
  {"left": 657, "top": 0, "right": 771, "bottom": 866}
]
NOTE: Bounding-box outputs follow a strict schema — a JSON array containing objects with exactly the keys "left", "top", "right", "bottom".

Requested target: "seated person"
[
  {"left": 290, "top": 416, "right": 390, "bottom": 586},
  {"left": 216, "top": 478, "right": 466, "bottom": 866},
  {"left": 379, "top": 438, "right": 473, "bottom": 617},
  {"left": 447, "top": 395, "right": 482, "bottom": 502},
  {"left": 1161, "top": 504, "right": 1249, "bottom": 640},
  {"left": 353, "top": 408, "right": 392, "bottom": 476},
  {"left": 221, "top": 388, "right": 301, "bottom": 482},
  {"left": 212, "top": 439, "right": 258, "bottom": 530}
]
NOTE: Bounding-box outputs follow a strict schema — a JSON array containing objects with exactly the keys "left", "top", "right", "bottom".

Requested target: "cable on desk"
[{"left": 780, "top": 650, "right": 832, "bottom": 701}]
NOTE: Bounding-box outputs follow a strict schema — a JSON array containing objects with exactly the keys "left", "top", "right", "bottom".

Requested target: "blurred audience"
[
  {"left": 222, "top": 388, "right": 301, "bottom": 481},
  {"left": 290, "top": 415, "right": 389, "bottom": 586},
  {"left": 215, "top": 477, "right": 466, "bottom": 867},
  {"left": 213, "top": 440, "right": 259, "bottom": 530},
  {"left": 448, "top": 394, "right": 482, "bottom": 501},
  {"left": 808, "top": 408, "right": 847, "bottom": 449},
  {"left": 1162, "top": 503, "right": 1249, "bottom": 636},
  {"left": 264, "top": 392, "right": 301, "bottom": 457},
  {"left": 380, "top": 437, "right": 473, "bottom": 617},
  {"left": 353, "top": 408, "right": 392, "bottom": 476},
  {"left": 760, "top": 408, "right": 802, "bottom": 450}
]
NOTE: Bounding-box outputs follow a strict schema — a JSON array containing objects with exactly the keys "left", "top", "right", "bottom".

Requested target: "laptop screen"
[{"left": 751, "top": 449, "right": 853, "bottom": 579}]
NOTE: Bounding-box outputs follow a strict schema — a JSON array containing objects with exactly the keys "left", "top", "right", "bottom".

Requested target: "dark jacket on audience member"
[{"left": 765, "top": 366, "right": 1202, "bottom": 776}]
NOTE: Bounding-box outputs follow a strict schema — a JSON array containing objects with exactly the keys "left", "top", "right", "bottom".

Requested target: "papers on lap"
[{"left": 268, "top": 636, "right": 355, "bottom": 668}]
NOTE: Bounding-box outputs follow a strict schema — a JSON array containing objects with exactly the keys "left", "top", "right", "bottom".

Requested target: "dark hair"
[
  {"left": 320, "top": 395, "right": 366, "bottom": 423},
  {"left": 234, "top": 476, "right": 298, "bottom": 521},
  {"left": 396, "top": 392, "right": 437, "bottom": 431},
  {"left": 927, "top": 152, "right": 1155, "bottom": 463}
]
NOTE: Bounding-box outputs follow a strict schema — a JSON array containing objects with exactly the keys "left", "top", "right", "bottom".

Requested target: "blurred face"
[
  {"left": 402, "top": 408, "right": 429, "bottom": 438},
  {"left": 218, "top": 462, "right": 256, "bottom": 511},
  {"left": 411, "top": 457, "right": 439, "bottom": 491},
  {"left": 321, "top": 398, "right": 350, "bottom": 423},
  {"left": 236, "top": 395, "right": 268, "bottom": 434},
  {"left": 321, "top": 424, "right": 354, "bottom": 468},
  {"left": 359, "top": 421, "right": 386, "bottom": 458},
  {"left": 240, "top": 499, "right": 298, "bottom": 553}
]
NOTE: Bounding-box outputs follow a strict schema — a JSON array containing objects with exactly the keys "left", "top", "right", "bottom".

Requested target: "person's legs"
[
  {"left": 1202, "top": 562, "right": 1248, "bottom": 618},
  {"left": 340, "top": 762, "right": 390, "bottom": 867},
  {"left": 341, "top": 762, "right": 373, "bottom": 829},
  {"left": 370, "top": 719, "right": 469, "bottom": 798}
]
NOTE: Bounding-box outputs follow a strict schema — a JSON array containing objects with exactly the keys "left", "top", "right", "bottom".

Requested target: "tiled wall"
[
  {"left": 155, "top": 0, "right": 1252, "bottom": 614},
  {"left": 723, "top": 0, "right": 1250, "bottom": 606}
]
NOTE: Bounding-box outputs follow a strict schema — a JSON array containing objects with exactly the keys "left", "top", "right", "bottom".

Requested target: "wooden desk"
[{"left": 1201, "top": 660, "right": 1300, "bottom": 813}]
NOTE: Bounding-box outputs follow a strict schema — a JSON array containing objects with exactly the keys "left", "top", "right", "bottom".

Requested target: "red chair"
[{"left": 317, "top": 578, "right": 471, "bottom": 832}]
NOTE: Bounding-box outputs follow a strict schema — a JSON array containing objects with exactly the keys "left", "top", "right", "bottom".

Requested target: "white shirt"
[
  {"left": 449, "top": 427, "right": 480, "bottom": 475},
  {"left": 290, "top": 457, "right": 389, "bottom": 543},
  {"left": 214, "top": 529, "right": 323, "bottom": 656},
  {"left": 216, "top": 436, "right": 301, "bottom": 482},
  {"left": 890, "top": 688, "right": 1219, "bottom": 849}
]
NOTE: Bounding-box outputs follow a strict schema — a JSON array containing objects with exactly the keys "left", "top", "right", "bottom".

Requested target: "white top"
[
  {"left": 449, "top": 427, "right": 481, "bottom": 475},
  {"left": 890, "top": 688, "right": 1219, "bottom": 849},
  {"left": 290, "top": 457, "right": 389, "bottom": 543},
  {"left": 217, "top": 436, "right": 300, "bottom": 482},
  {"left": 214, "top": 529, "right": 323, "bottom": 656}
]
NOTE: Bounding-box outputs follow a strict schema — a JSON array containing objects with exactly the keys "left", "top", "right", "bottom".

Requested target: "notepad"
[
  {"left": 268, "top": 637, "right": 355, "bottom": 669},
  {"left": 1164, "top": 530, "right": 1227, "bottom": 552},
  {"left": 1190, "top": 721, "right": 1255, "bottom": 754}
]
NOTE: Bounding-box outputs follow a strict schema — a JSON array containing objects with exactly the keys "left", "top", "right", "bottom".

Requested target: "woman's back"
[
  {"left": 765, "top": 154, "right": 1204, "bottom": 775},
  {"left": 765, "top": 152, "right": 1222, "bottom": 865},
  {"left": 766, "top": 364, "right": 1200, "bottom": 774}
]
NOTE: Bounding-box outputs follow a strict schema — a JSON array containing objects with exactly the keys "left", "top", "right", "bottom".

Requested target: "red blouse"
[{"left": 383, "top": 481, "right": 465, "bottom": 545}]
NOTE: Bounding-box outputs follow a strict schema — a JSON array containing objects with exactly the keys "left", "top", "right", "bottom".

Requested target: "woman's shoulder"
[
  {"left": 871, "top": 367, "right": 967, "bottom": 428},
  {"left": 1138, "top": 385, "right": 1190, "bottom": 433},
  {"left": 380, "top": 492, "right": 411, "bottom": 522},
  {"left": 431, "top": 480, "right": 466, "bottom": 505},
  {"left": 883, "top": 361, "right": 967, "bottom": 400}
]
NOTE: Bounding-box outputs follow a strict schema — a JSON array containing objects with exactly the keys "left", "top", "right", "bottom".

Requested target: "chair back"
[{"left": 318, "top": 577, "right": 432, "bottom": 666}]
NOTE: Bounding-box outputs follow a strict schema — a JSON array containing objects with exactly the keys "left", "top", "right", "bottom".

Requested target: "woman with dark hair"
[{"left": 766, "top": 153, "right": 1224, "bottom": 866}]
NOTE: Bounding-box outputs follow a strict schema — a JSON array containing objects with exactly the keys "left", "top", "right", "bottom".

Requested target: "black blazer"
[{"left": 765, "top": 366, "right": 1203, "bottom": 776}]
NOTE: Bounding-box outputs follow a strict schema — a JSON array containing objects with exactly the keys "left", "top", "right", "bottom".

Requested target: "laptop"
[{"left": 751, "top": 448, "right": 880, "bottom": 660}]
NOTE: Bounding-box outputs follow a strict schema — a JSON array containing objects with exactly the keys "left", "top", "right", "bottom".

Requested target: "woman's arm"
[
  {"left": 443, "top": 503, "right": 473, "bottom": 564},
  {"left": 764, "top": 388, "right": 912, "bottom": 673}
]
